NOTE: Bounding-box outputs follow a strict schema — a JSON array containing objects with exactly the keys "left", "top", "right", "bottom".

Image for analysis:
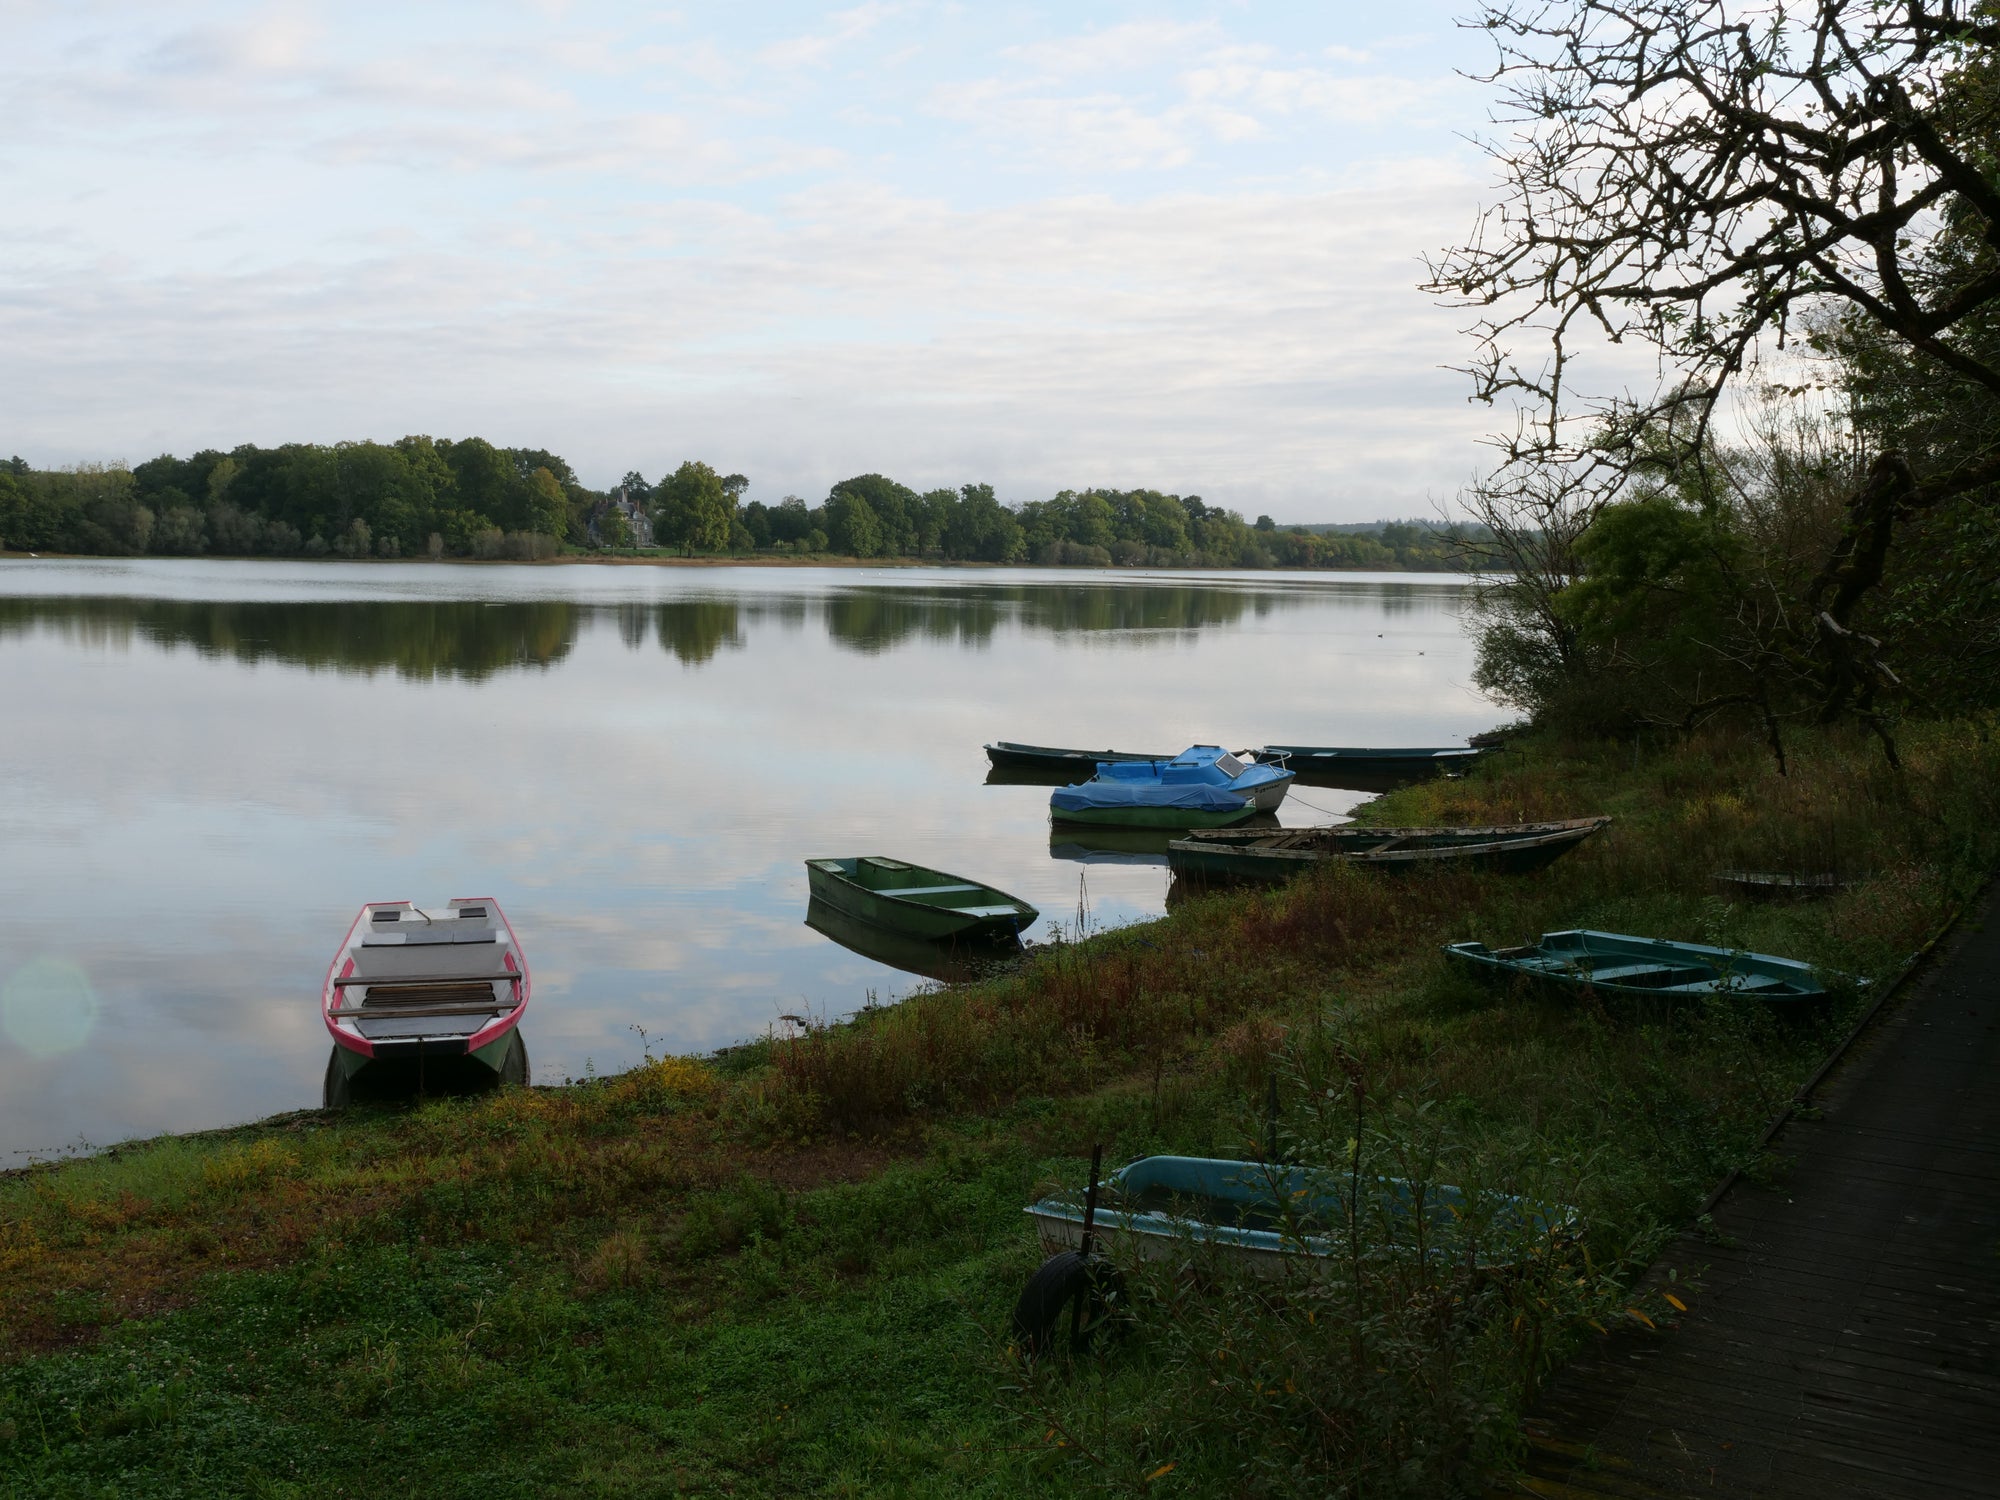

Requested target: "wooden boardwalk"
[{"left": 1501, "top": 885, "right": 2000, "bottom": 1498}]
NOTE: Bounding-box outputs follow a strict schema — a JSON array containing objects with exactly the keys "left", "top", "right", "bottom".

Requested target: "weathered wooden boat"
[
  {"left": 1713, "top": 870, "right": 1849, "bottom": 902},
  {"left": 1255, "top": 744, "right": 1484, "bottom": 787},
  {"left": 1445, "top": 929, "right": 1838, "bottom": 1005},
  {"left": 322, "top": 898, "right": 530, "bottom": 1097},
  {"left": 804, "top": 856, "right": 1039, "bottom": 940},
  {"left": 1168, "top": 816, "right": 1610, "bottom": 885},
  {"left": 985, "top": 741, "right": 1180, "bottom": 773},
  {"left": 1050, "top": 746, "right": 1294, "bottom": 828},
  {"left": 1026, "top": 1155, "right": 1574, "bottom": 1279},
  {"left": 804, "top": 895, "right": 1023, "bottom": 983}
]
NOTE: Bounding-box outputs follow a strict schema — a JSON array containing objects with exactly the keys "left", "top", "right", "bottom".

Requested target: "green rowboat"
[
  {"left": 1445, "top": 929, "right": 1839, "bottom": 1006},
  {"left": 1169, "top": 816, "right": 1609, "bottom": 885},
  {"left": 804, "top": 856, "right": 1039, "bottom": 941}
]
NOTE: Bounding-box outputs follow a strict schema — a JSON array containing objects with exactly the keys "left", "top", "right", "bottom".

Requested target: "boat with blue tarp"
[{"left": 1049, "top": 746, "right": 1294, "bottom": 828}]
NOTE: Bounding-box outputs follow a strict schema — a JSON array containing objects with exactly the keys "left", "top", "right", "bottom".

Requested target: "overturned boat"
[{"left": 322, "top": 898, "right": 529, "bottom": 1100}]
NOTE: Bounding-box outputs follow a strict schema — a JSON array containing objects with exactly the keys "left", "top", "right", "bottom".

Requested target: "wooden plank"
[
  {"left": 1496, "top": 881, "right": 2000, "bottom": 1498},
  {"left": 334, "top": 972, "right": 518, "bottom": 987}
]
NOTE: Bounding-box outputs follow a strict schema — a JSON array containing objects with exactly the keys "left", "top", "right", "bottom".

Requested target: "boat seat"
[
  {"left": 1601, "top": 965, "right": 1717, "bottom": 989},
  {"left": 890, "top": 883, "right": 983, "bottom": 897},
  {"left": 953, "top": 904, "right": 1026, "bottom": 919}
]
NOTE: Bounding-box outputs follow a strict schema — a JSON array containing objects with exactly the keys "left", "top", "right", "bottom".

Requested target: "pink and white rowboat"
[{"left": 321, "top": 898, "right": 530, "bottom": 1095}]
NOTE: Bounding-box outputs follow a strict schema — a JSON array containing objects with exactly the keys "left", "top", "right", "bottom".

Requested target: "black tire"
[
  {"left": 1012, "top": 1250, "right": 1124, "bottom": 1357},
  {"left": 322, "top": 1048, "right": 351, "bottom": 1109}
]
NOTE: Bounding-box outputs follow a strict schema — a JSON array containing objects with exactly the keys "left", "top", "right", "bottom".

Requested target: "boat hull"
[
  {"left": 1256, "top": 745, "right": 1484, "bottom": 788},
  {"left": 985, "top": 741, "right": 1177, "bottom": 773},
  {"left": 1050, "top": 799, "right": 1258, "bottom": 829},
  {"left": 805, "top": 857, "right": 1038, "bottom": 941},
  {"left": 1169, "top": 817, "right": 1609, "bottom": 885}
]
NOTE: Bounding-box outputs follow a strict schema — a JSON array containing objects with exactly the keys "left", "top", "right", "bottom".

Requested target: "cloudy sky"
[{"left": 3, "top": 1, "right": 1512, "bottom": 521}]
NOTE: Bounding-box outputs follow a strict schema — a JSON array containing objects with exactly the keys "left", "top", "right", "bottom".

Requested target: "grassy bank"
[{"left": 3, "top": 724, "right": 1995, "bottom": 1497}]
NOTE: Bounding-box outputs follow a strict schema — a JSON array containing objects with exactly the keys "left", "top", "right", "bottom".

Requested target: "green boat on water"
[
  {"left": 1445, "top": 929, "right": 1840, "bottom": 1006},
  {"left": 804, "top": 856, "right": 1040, "bottom": 941}
]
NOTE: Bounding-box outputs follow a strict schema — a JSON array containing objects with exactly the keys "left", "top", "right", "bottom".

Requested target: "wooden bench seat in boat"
[
  {"left": 954, "top": 904, "right": 1032, "bottom": 919},
  {"left": 886, "top": 883, "right": 984, "bottom": 898},
  {"left": 334, "top": 969, "right": 519, "bottom": 987}
]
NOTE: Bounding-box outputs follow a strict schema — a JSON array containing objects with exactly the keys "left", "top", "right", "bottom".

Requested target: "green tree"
[
  {"left": 824, "top": 490, "right": 885, "bottom": 556},
  {"left": 524, "top": 467, "right": 569, "bottom": 540},
  {"left": 827, "top": 474, "right": 919, "bottom": 554},
  {"left": 940, "top": 483, "right": 1024, "bottom": 562},
  {"left": 653, "top": 461, "right": 735, "bottom": 555}
]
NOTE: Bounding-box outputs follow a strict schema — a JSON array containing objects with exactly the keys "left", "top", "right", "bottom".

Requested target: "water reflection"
[
  {"left": 0, "top": 596, "right": 578, "bottom": 680},
  {"left": 803, "top": 898, "right": 1023, "bottom": 984},
  {"left": 0, "top": 562, "right": 1491, "bottom": 1157},
  {"left": 0, "top": 578, "right": 1327, "bottom": 680}
]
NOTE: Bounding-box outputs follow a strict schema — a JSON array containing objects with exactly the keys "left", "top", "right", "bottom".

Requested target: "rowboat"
[
  {"left": 321, "top": 898, "right": 530, "bottom": 1098},
  {"left": 1050, "top": 746, "right": 1294, "bottom": 828},
  {"left": 1255, "top": 745, "right": 1484, "bottom": 788},
  {"left": 804, "top": 856, "right": 1039, "bottom": 941},
  {"left": 985, "top": 741, "right": 1180, "bottom": 773},
  {"left": 1444, "top": 929, "right": 1838, "bottom": 1005},
  {"left": 1026, "top": 1155, "right": 1574, "bottom": 1279},
  {"left": 804, "top": 895, "right": 1023, "bottom": 983},
  {"left": 1168, "top": 816, "right": 1610, "bottom": 885}
]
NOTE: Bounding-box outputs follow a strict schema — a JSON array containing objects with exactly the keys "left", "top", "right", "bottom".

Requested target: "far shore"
[{"left": 0, "top": 547, "right": 1478, "bottom": 575}]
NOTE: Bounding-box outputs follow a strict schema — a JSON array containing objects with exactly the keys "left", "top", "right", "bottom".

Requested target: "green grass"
[{"left": 2, "top": 722, "right": 1995, "bottom": 1497}]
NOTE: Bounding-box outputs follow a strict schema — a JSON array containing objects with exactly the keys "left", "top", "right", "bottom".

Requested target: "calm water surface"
[{"left": 0, "top": 560, "right": 1495, "bottom": 1159}]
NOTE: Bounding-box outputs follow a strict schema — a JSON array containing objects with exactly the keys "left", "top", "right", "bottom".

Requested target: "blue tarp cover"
[{"left": 1050, "top": 782, "right": 1250, "bottom": 814}]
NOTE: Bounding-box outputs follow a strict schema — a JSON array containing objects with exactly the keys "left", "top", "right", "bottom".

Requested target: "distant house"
[{"left": 589, "top": 486, "right": 654, "bottom": 548}]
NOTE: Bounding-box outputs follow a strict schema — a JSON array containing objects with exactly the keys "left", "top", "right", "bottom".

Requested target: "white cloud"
[
  {"left": 756, "top": 0, "right": 906, "bottom": 70},
  {"left": 0, "top": 0, "right": 1505, "bottom": 519}
]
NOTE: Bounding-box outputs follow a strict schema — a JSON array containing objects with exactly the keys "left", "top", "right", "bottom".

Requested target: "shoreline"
[
  {"left": 4, "top": 724, "right": 1992, "bottom": 1494},
  {"left": 0, "top": 547, "right": 1481, "bottom": 576}
]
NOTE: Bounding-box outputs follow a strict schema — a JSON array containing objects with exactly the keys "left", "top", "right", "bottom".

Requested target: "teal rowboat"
[
  {"left": 805, "top": 856, "right": 1039, "bottom": 941},
  {"left": 1445, "top": 929, "right": 1839, "bottom": 1005},
  {"left": 1168, "top": 816, "right": 1609, "bottom": 885},
  {"left": 1026, "top": 1155, "right": 1575, "bottom": 1279}
]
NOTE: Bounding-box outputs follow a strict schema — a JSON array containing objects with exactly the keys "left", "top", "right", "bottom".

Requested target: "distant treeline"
[{"left": 0, "top": 445, "right": 1479, "bottom": 570}]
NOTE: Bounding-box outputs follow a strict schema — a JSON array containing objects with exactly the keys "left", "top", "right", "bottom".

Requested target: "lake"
[{"left": 0, "top": 559, "right": 1494, "bottom": 1160}]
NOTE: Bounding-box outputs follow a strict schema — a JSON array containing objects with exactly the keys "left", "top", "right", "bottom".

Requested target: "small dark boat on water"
[
  {"left": 1254, "top": 744, "right": 1484, "bottom": 786},
  {"left": 805, "top": 856, "right": 1039, "bottom": 941},
  {"left": 1713, "top": 870, "right": 1849, "bottom": 903},
  {"left": 985, "top": 741, "right": 1181, "bottom": 773},
  {"left": 804, "top": 896, "right": 1022, "bottom": 983},
  {"left": 1169, "top": 817, "right": 1609, "bottom": 885},
  {"left": 1444, "top": 929, "right": 1839, "bottom": 1006}
]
